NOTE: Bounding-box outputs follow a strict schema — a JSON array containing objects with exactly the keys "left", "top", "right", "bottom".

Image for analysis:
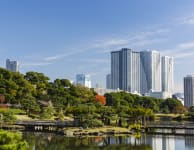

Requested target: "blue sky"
[{"left": 0, "top": 0, "right": 194, "bottom": 92}]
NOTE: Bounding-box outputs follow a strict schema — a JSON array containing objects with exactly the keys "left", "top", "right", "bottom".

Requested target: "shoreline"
[{"left": 63, "top": 126, "right": 132, "bottom": 136}]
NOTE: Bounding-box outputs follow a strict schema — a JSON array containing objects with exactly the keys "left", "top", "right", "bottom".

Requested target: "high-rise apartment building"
[
  {"left": 161, "top": 56, "right": 173, "bottom": 94},
  {"left": 111, "top": 51, "right": 121, "bottom": 90},
  {"left": 121, "top": 48, "right": 141, "bottom": 92},
  {"left": 106, "top": 74, "right": 111, "bottom": 89},
  {"left": 140, "top": 50, "right": 161, "bottom": 93},
  {"left": 111, "top": 48, "right": 141, "bottom": 93},
  {"left": 6, "top": 59, "right": 19, "bottom": 72},
  {"left": 76, "top": 74, "right": 91, "bottom": 88},
  {"left": 111, "top": 49, "right": 173, "bottom": 96},
  {"left": 184, "top": 75, "right": 194, "bottom": 107}
]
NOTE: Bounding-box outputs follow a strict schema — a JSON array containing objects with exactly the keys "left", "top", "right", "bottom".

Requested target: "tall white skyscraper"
[
  {"left": 111, "top": 49, "right": 173, "bottom": 96},
  {"left": 76, "top": 74, "right": 91, "bottom": 88},
  {"left": 161, "top": 56, "right": 173, "bottom": 94},
  {"left": 140, "top": 50, "right": 161, "bottom": 92},
  {"left": 184, "top": 75, "right": 194, "bottom": 107},
  {"left": 6, "top": 59, "right": 19, "bottom": 72},
  {"left": 121, "top": 48, "right": 141, "bottom": 92}
]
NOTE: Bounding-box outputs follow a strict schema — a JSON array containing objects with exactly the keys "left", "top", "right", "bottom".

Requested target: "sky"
[{"left": 0, "top": 0, "right": 194, "bottom": 92}]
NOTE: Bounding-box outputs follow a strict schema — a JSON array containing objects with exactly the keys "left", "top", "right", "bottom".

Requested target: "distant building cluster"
[
  {"left": 107, "top": 48, "right": 173, "bottom": 99},
  {"left": 6, "top": 59, "right": 19, "bottom": 72},
  {"left": 76, "top": 74, "right": 91, "bottom": 88}
]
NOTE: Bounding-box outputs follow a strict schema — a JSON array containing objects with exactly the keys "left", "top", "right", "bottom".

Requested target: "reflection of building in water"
[
  {"left": 104, "top": 136, "right": 146, "bottom": 146},
  {"left": 162, "top": 136, "right": 175, "bottom": 150},
  {"left": 185, "top": 132, "right": 194, "bottom": 149},
  {"left": 146, "top": 135, "right": 175, "bottom": 150}
]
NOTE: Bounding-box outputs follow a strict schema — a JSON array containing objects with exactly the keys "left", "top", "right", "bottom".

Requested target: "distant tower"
[
  {"left": 106, "top": 74, "right": 111, "bottom": 89},
  {"left": 140, "top": 50, "right": 161, "bottom": 93},
  {"left": 76, "top": 74, "right": 91, "bottom": 88},
  {"left": 184, "top": 75, "right": 194, "bottom": 107},
  {"left": 111, "top": 48, "right": 141, "bottom": 93},
  {"left": 161, "top": 56, "right": 173, "bottom": 94},
  {"left": 6, "top": 59, "right": 19, "bottom": 72}
]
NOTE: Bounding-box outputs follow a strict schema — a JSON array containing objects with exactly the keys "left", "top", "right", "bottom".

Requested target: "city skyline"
[
  {"left": 110, "top": 48, "right": 173, "bottom": 96},
  {"left": 0, "top": 1, "right": 194, "bottom": 92}
]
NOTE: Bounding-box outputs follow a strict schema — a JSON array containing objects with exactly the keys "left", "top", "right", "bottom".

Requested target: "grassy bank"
[{"left": 64, "top": 126, "right": 131, "bottom": 136}]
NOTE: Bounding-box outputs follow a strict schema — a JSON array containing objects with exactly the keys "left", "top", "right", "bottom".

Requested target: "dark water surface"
[{"left": 23, "top": 132, "right": 194, "bottom": 150}]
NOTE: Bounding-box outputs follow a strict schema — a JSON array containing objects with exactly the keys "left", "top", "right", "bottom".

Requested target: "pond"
[{"left": 23, "top": 132, "right": 194, "bottom": 150}]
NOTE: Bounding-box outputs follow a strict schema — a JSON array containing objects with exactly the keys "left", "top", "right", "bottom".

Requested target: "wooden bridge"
[
  {"left": 144, "top": 122, "right": 194, "bottom": 135},
  {"left": 14, "top": 120, "right": 80, "bottom": 132}
]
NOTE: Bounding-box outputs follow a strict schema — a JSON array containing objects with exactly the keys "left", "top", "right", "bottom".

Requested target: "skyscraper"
[
  {"left": 161, "top": 56, "right": 173, "bottom": 94},
  {"left": 76, "top": 74, "right": 91, "bottom": 88},
  {"left": 184, "top": 75, "right": 194, "bottom": 107},
  {"left": 111, "top": 48, "right": 141, "bottom": 93},
  {"left": 106, "top": 74, "right": 111, "bottom": 89},
  {"left": 111, "top": 49, "right": 173, "bottom": 96},
  {"left": 6, "top": 59, "right": 19, "bottom": 72},
  {"left": 121, "top": 48, "right": 141, "bottom": 92},
  {"left": 140, "top": 50, "right": 161, "bottom": 92},
  {"left": 111, "top": 51, "right": 121, "bottom": 90}
]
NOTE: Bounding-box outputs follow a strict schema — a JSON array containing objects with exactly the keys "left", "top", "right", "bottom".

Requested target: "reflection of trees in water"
[{"left": 23, "top": 133, "right": 152, "bottom": 150}]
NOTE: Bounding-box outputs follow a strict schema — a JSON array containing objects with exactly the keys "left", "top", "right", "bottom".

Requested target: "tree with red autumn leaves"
[
  {"left": 95, "top": 95, "right": 106, "bottom": 105},
  {"left": 0, "top": 94, "right": 5, "bottom": 104}
]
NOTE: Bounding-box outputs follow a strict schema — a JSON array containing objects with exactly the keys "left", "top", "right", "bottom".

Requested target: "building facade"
[
  {"left": 111, "top": 48, "right": 141, "bottom": 93},
  {"left": 106, "top": 74, "right": 111, "bottom": 89},
  {"left": 6, "top": 59, "right": 18, "bottom": 72},
  {"left": 140, "top": 50, "right": 161, "bottom": 93},
  {"left": 111, "top": 51, "right": 122, "bottom": 90},
  {"left": 110, "top": 48, "right": 173, "bottom": 98},
  {"left": 184, "top": 75, "right": 194, "bottom": 107},
  {"left": 76, "top": 74, "right": 91, "bottom": 88},
  {"left": 161, "top": 56, "right": 173, "bottom": 94}
]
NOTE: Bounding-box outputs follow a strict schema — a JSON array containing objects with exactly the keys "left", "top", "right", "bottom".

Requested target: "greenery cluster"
[
  {"left": 0, "top": 130, "right": 28, "bottom": 150},
  {"left": 0, "top": 67, "right": 186, "bottom": 127}
]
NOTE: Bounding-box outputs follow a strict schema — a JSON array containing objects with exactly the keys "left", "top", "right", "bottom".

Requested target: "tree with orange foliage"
[
  {"left": 95, "top": 95, "right": 106, "bottom": 105},
  {"left": 0, "top": 94, "right": 5, "bottom": 104}
]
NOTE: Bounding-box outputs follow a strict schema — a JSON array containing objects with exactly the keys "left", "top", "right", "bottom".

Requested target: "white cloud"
[
  {"left": 181, "top": 15, "right": 194, "bottom": 25},
  {"left": 94, "top": 39, "right": 129, "bottom": 48},
  {"left": 174, "top": 51, "right": 194, "bottom": 59},
  {"left": 20, "top": 62, "right": 53, "bottom": 67},
  {"left": 93, "top": 28, "right": 169, "bottom": 53},
  {"left": 44, "top": 52, "right": 74, "bottom": 61},
  {"left": 161, "top": 41, "right": 194, "bottom": 58},
  {"left": 178, "top": 41, "right": 194, "bottom": 49}
]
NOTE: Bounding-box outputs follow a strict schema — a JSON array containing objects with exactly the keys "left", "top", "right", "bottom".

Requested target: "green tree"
[
  {"left": 2, "top": 111, "right": 17, "bottom": 124},
  {"left": 0, "top": 130, "right": 29, "bottom": 150},
  {"left": 21, "top": 95, "right": 40, "bottom": 115}
]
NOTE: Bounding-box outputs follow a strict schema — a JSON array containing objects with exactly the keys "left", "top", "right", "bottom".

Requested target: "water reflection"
[
  {"left": 146, "top": 135, "right": 175, "bottom": 150},
  {"left": 23, "top": 132, "right": 194, "bottom": 150}
]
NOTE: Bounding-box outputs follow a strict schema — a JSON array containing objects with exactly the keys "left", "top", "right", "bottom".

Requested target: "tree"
[
  {"left": 21, "top": 95, "right": 40, "bottom": 115},
  {"left": 95, "top": 95, "right": 106, "bottom": 105},
  {"left": 2, "top": 111, "right": 17, "bottom": 124},
  {"left": 0, "top": 94, "right": 5, "bottom": 104},
  {"left": 0, "top": 130, "right": 29, "bottom": 150},
  {"left": 160, "top": 98, "right": 183, "bottom": 113},
  {"left": 70, "top": 84, "right": 94, "bottom": 103},
  {"left": 24, "top": 72, "right": 50, "bottom": 99},
  {"left": 172, "top": 106, "right": 187, "bottom": 114},
  {"left": 40, "top": 106, "right": 55, "bottom": 119}
]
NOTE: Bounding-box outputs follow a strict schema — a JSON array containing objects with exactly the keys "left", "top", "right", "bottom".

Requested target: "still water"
[{"left": 23, "top": 132, "right": 194, "bottom": 150}]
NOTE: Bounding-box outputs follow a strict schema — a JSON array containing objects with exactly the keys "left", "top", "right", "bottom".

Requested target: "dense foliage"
[
  {"left": 0, "top": 130, "right": 28, "bottom": 150},
  {"left": 0, "top": 67, "right": 186, "bottom": 127}
]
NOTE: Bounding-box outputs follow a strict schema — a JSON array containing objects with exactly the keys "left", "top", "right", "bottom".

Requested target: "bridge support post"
[{"left": 172, "top": 128, "right": 176, "bottom": 134}]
